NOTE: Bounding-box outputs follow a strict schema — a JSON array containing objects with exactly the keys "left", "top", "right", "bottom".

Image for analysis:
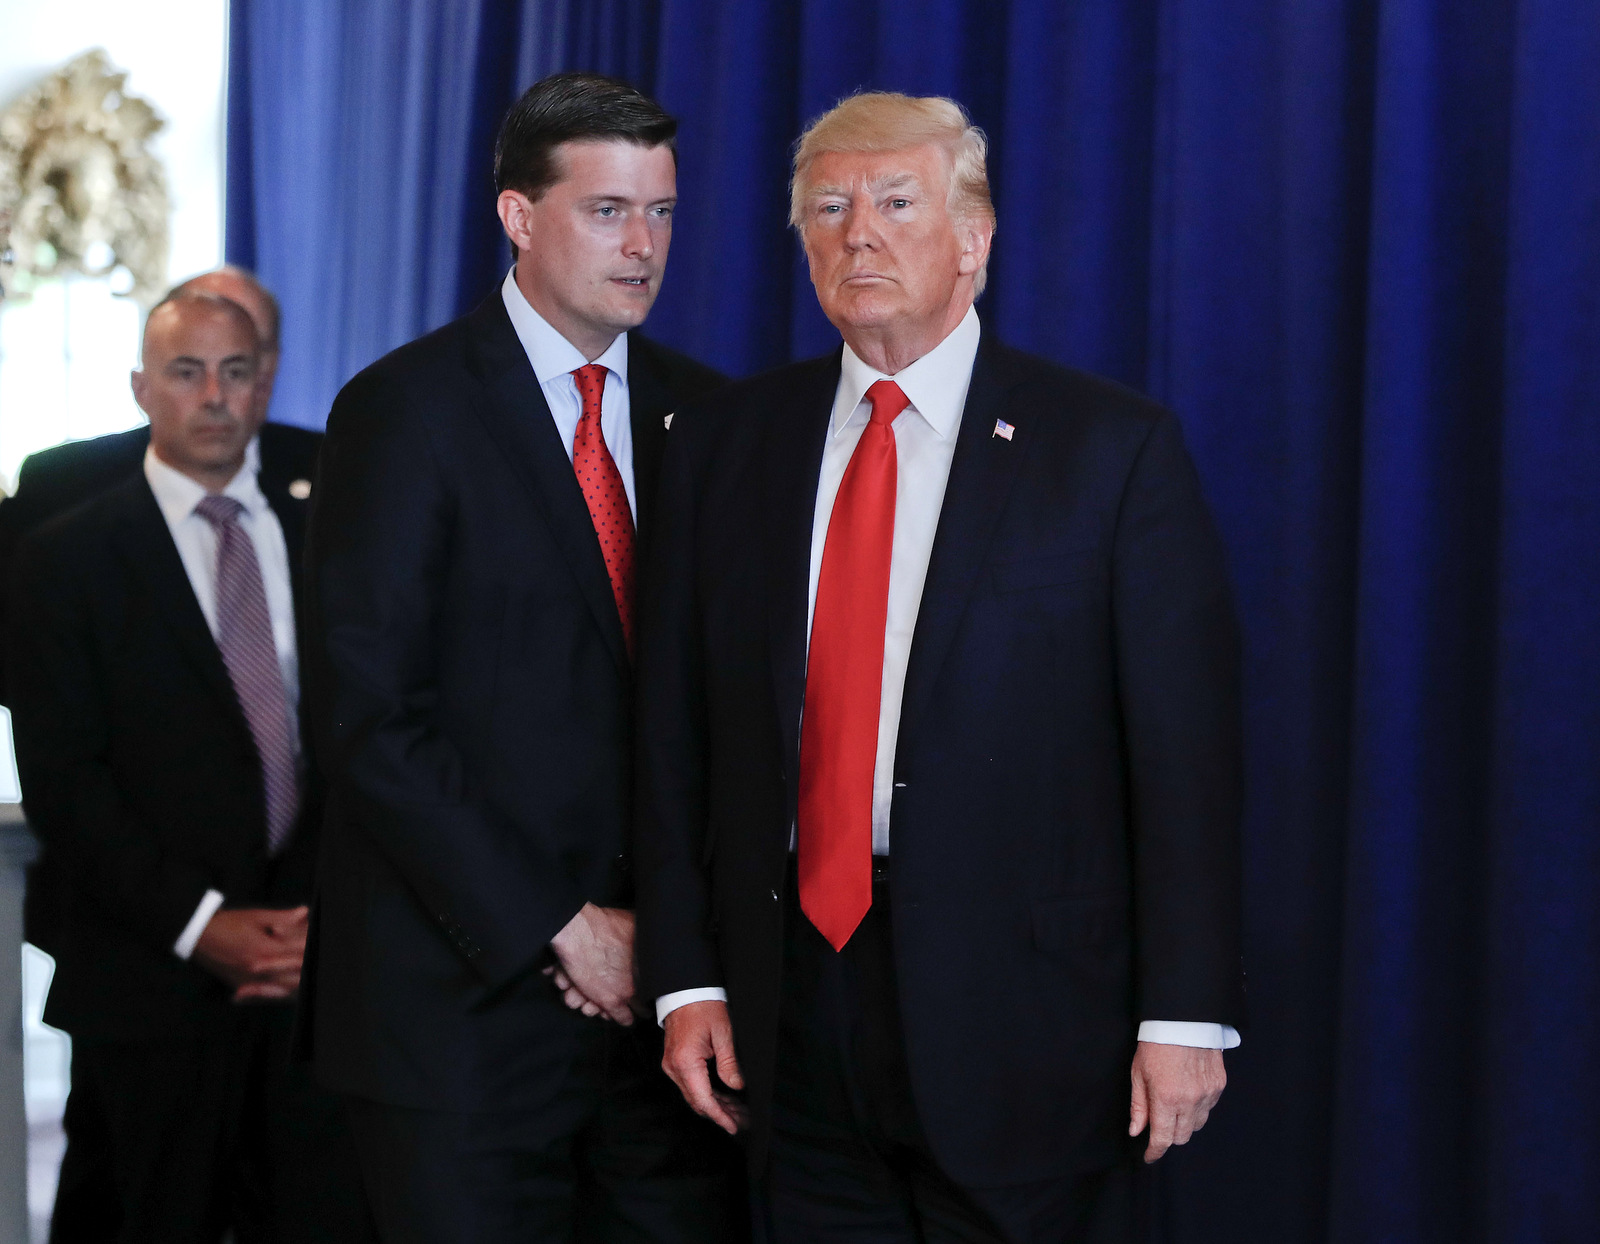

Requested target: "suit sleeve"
[
  {"left": 7, "top": 534, "right": 215, "bottom": 951},
  {"left": 1111, "top": 411, "right": 1246, "bottom": 1028},
  {"left": 632, "top": 411, "right": 723, "bottom": 1001},
  {"left": 304, "top": 381, "right": 584, "bottom": 988}
]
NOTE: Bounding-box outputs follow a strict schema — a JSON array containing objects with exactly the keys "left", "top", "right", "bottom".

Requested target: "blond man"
[{"left": 635, "top": 92, "right": 1245, "bottom": 1242}]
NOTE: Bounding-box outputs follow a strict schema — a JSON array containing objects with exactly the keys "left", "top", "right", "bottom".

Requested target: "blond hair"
[{"left": 789, "top": 91, "right": 995, "bottom": 293}]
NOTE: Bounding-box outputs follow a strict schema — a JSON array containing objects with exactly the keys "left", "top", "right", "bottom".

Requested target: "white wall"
[{"left": 0, "top": 0, "right": 228, "bottom": 490}]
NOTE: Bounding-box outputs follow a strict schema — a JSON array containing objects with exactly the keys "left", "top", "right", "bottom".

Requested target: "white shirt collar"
[
  {"left": 501, "top": 267, "right": 630, "bottom": 388},
  {"left": 834, "top": 305, "right": 981, "bottom": 441},
  {"left": 144, "top": 435, "right": 268, "bottom": 526}
]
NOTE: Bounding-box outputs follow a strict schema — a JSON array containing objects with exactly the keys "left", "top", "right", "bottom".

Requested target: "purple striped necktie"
[{"left": 194, "top": 494, "right": 299, "bottom": 854}]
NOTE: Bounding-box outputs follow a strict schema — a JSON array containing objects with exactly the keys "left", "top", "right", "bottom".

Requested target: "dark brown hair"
[{"left": 494, "top": 72, "right": 677, "bottom": 201}]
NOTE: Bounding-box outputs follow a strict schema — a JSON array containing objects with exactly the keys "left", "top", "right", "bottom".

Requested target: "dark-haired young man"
[{"left": 300, "top": 73, "right": 744, "bottom": 1242}]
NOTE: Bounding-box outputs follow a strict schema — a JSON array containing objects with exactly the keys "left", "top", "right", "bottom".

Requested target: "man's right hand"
[
  {"left": 662, "top": 999, "right": 748, "bottom": 1136},
  {"left": 548, "top": 903, "right": 638, "bottom": 1025},
  {"left": 193, "top": 906, "right": 308, "bottom": 1001}
]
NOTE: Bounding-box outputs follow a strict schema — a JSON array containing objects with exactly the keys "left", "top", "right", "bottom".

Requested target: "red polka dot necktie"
[
  {"left": 571, "top": 364, "right": 637, "bottom": 657},
  {"left": 797, "top": 379, "right": 908, "bottom": 951}
]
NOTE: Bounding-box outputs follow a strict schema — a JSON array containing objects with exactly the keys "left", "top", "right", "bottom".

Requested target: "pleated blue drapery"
[{"left": 227, "top": 2, "right": 1600, "bottom": 1239}]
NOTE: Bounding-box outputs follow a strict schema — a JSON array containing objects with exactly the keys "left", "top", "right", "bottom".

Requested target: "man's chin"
[
  {"left": 594, "top": 302, "right": 655, "bottom": 336},
  {"left": 823, "top": 294, "right": 905, "bottom": 335}
]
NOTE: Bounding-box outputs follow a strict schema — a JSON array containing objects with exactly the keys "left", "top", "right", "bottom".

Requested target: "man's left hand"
[{"left": 1128, "top": 1041, "right": 1226, "bottom": 1163}]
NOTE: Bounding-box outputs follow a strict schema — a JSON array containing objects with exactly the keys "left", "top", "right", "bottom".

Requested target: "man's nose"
[
  {"left": 843, "top": 202, "right": 878, "bottom": 251},
  {"left": 622, "top": 214, "right": 654, "bottom": 260},
  {"left": 202, "top": 369, "right": 226, "bottom": 407}
]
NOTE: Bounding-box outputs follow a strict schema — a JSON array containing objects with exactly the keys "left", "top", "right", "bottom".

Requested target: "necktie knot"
[
  {"left": 195, "top": 494, "right": 246, "bottom": 530},
  {"left": 866, "top": 379, "right": 909, "bottom": 428},
  {"left": 573, "top": 364, "right": 608, "bottom": 417}
]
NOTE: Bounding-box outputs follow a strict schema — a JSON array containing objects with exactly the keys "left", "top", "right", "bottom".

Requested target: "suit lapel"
[
  {"left": 765, "top": 352, "right": 842, "bottom": 802},
  {"left": 625, "top": 334, "right": 670, "bottom": 557},
  {"left": 464, "top": 296, "right": 630, "bottom": 675},
  {"left": 109, "top": 480, "right": 252, "bottom": 739},
  {"left": 896, "top": 336, "right": 1026, "bottom": 753}
]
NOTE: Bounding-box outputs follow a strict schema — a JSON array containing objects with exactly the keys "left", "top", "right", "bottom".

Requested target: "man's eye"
[
  {"left": 820, "top": 204, "right": 843, "bottom": 214},
  {"left": 890, "top": 198, "right": 911, "bottom": 209},
  {"left": 652, "top": 205, "right": 673, "bottom": 218},
  {"left": 598, "top": 206, "right": 616, "bottom": 217}
]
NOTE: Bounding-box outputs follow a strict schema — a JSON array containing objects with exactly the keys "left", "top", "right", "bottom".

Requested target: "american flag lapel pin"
[{"left": 993, "top": 418, "right": 1015, "bottom": 441}]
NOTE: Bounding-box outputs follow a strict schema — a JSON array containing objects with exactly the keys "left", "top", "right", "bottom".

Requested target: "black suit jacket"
[
  {"left": 301, "top": 292, "right": 723, "bottom": 1110},
  {"left": 0, "top": 422, "right": 322, "bottom": 955},
  {"left": 634, "top": 333, "right": 1246, "bottom": 1186},
  {"left": 7, "top": 462, "right": 324, "bottom": 1040}
]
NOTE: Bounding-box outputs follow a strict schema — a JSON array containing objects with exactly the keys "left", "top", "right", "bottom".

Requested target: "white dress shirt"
[
  {"left": 501, "top": 269, "right": 637, "bottom": 519},
  {"left": 144, "top": 439, "right": 299, "bottom": 959},
  {"left": 656, "top": 309, "right": 1239, "bottom": 1051}
]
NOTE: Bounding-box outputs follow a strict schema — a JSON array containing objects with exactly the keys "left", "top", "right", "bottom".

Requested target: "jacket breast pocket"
[{"left": 992, "top": 550, "right": 1099, "bottom": 594}]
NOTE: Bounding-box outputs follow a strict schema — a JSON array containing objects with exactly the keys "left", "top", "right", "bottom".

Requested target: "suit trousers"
[
  {"left": 766, "top": 863, "right": 1137, "bottom": 1244},
  {"left": 344, "top": 1015, "right": 748, "bottom": 1244},
  {"left": 55, "top": 1003, "right": 374, "bottom": 1244}
]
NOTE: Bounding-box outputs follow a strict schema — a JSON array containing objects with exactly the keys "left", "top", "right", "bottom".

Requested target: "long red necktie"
[
  {"left": 571, "top": 364, "right": 637, "bottom": 657},
  {"left": 798, "top": 379, "right": 909, "bottom": 951}
]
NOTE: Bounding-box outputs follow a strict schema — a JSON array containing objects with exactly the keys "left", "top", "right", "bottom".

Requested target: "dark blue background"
[{"left": 228, "top": 2, "right": 1600, "bottom": 1239}]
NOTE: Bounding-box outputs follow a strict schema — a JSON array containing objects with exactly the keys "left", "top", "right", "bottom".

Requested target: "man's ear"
[
  {"left": 956, "top": 219, "right": 994, "bottom": 277},
  {"left": 497, "top": 189, "right": 537, "bottom": 252},
  {"left": 130, "top": 368, "right": 147, "bottom": 410}
]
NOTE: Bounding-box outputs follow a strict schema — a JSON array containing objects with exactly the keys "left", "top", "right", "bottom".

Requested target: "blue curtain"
[{"left": 227, "top": 2, "right": 1600, "bottom": 1239}]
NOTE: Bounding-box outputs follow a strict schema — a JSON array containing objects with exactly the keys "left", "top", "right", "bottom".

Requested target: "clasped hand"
[
  {"left": 193, "top": 905, "right": 309, "bottom": 1003},
  {"left": 544, "top": 903, "right": 641, "bottom": 1025}
]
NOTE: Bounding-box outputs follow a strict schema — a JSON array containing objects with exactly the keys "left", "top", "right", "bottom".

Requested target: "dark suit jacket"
[
  {"left": 634, "top": 333, "right": 1246, "bottom": 1186},
  {"left": 7, "top": 463, "right": 324, "bottom": 1040},
  {"left": 0, "top": 422, "right": 323, "bottom": 955},
  {"left": 301, "top": 292, "right": 723, "bottom": 1110}
]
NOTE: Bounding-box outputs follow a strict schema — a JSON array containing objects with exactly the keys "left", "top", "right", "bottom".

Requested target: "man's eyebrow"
[
  {"left": 163, "top": 352, "right": 256, "bottom": 370},
  {"left": 805, "top": 172, "right": 922, "bottom": 201},
  {"left": 805, "top": 181, "right": 850, "bottom": 200},
  {"left": 578, "top": 193, "right": 680, "bottom": 206}
]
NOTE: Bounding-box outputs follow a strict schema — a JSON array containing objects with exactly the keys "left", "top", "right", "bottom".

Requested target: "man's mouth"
[{"left": 613, "top": 277, "right": 650, "bottom": 288}]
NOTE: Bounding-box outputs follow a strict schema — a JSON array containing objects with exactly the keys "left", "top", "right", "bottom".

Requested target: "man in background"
[
  {"left": 0, "top": 266, "right": 326, "bottom": 1240},
  {"left": 7, "top": 291, "right": 371, "bottom": 1241},
  {"left": 638, "top": 92, "right": 1245, "bottom": 1242},
  {"left": 302, "top": 73, "right": 743, "bottom": 1241}
]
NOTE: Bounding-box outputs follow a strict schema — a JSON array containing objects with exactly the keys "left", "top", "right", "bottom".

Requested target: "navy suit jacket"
[{"left": 634, "top": 331, "right": 1246, "bottom": 1185}]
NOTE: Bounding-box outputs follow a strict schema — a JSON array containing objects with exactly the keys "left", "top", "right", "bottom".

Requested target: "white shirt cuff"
[
  {"left": 655, "top": 987, "right": 728, "bottom": 1027},
  {"left": 1138, "top": 1020, "right": 1241, "bottom": 1049},
  {"left": 173, "top": 889, "right": 226, "bottom": 960}
]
